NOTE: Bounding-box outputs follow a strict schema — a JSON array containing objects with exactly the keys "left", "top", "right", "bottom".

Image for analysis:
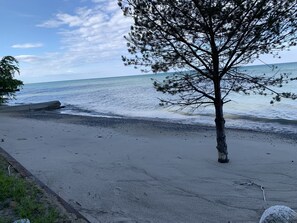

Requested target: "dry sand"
[{"left": 0, "top": 111, "right": 296, "bottom": 223}]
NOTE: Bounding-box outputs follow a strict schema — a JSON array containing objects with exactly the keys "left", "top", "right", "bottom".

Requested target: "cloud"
[
  {"left": 91, "top": 0, "right": 106, "bottom": 3},
  {"left": 18, "top": 0, "right": 136, "bottom": 83},
  {"left": 37, "top": 19, "right": 64, "bottom": 28},
  {"left": 38, "top": 0, "right": 131, "bottom": 64},
  {"left": 12, "top": 43, "right": 43, "bottom": 49},
  {"left": 15, "top": 55, "right": 41, "bottom": 63}
]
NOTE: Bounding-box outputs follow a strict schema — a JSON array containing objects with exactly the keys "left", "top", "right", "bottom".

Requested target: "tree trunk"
[
  {"left": 214, "top": 102, "right": 229, "bottom": 163},
  {"left": 211, "top": 43, "right": 229, "bottom": 163},
  {"left": 214, "top": 82, "right": 229, "bottom": 163}
]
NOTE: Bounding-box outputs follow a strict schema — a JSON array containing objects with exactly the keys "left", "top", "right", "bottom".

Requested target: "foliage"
[
  {"left": 0, "top": 56, "right": 23, "bottom": 104},
  {"left": 119, "top": 0, "right": 297, "bottom": 106},
  {"left": 119, "top": 0, "right": 297, "bottom": 162},
  {"left": 0, "top": 155, "right": 61, "bottom": 223},
  {"left": 0, "top": 170, "right": 59, "bottom": 222}
]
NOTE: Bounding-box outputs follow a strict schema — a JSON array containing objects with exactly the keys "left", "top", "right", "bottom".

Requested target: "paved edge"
[{"left": 0, "top": 146, "right": 90, "bottom": 223}]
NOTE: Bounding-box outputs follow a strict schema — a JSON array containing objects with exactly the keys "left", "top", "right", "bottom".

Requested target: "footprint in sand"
[{"left": 114, "top": 187, "right": 122, "bottom": 196}]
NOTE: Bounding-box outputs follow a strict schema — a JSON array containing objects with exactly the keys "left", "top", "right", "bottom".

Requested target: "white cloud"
[
  {"left": 36, "top": 0, "right": 132, "bottom": 68},
  {"left": 91, "top": 0, "right": 106, "bottom": 3},
  {"left": 12, "top": 43, "right": 43, "bottom": 49},
  {"left": 37, "top": 19, "right": 64, "bottom": 28},
  {"left": 17, "top": 0, "right": 139, "bottom": 83},
  {"left": 15, "top": 55, "right": 41, "bottom": 63}
]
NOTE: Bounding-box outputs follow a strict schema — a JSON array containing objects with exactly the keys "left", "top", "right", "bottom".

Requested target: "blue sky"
[{"left": 1, "top": 0, "right": 297, "bottom": 83}]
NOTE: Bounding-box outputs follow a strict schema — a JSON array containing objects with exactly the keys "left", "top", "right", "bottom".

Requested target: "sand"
[{"left": 0, "top": 111, "right": 296, "bottom": 223}]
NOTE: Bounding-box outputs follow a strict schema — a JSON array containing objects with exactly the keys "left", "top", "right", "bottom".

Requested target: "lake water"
[{"left": 11, "top": 62, "right": 297, "bottom": 134}]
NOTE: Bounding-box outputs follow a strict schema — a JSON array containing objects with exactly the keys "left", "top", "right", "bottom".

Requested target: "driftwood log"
[{"left": 0, "top": 101, "right": 62, "bottom": 112}]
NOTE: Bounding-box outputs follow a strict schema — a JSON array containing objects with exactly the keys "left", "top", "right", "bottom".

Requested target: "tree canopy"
[
  {"left": 119, "top": 0, "right": 297, "bottom": 162},
  {"left": 0, "top": 56, "right": 23, "bottom": 104}
]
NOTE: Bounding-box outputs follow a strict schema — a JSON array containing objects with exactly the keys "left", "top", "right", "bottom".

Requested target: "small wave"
[
  {"left": 225, "top": 113, "right": 297, "bottom": 126},
  {"left": 60, "top": 104, "right": 125, "bottom": 118},
  {"left": 59, "top": 103, "right": 297, "bottom": 135}
]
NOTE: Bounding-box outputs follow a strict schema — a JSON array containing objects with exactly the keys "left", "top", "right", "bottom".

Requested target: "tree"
[
  {"left": 119, "top": 0, "right": 297, "bottom": 163},
  {"left": 0, "top": 56, "right": 23, "bottom": 104}
]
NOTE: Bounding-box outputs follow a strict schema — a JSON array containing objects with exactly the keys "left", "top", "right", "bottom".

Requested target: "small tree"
[
  {"left": 0, "top": 56, "right": 23, "bottom": 104},
  {"left": 119, "top": 0, "right": 297, "bottom": 163}
]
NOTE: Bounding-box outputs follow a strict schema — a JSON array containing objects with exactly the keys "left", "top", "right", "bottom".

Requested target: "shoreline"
[
  {"left": 9, "top": 109, "right": 297, "bottom": 142},
  {"left": 0, "top": 111, "right": 296, "bottom": 222},
  {"left": 58, "top": 107, "right": 297, "bottom": 135},
  {"left": 6, "top": 96, "right": 297, "bottom": 135}
]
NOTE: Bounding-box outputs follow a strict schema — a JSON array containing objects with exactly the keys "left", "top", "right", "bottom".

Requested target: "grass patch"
[{"left": 0, "top": 155, "right": 69, "bottom": 223}]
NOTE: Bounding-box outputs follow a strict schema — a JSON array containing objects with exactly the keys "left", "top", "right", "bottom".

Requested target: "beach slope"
[{"left": 0, "top": 112, "right": 296, "bottom": 222}]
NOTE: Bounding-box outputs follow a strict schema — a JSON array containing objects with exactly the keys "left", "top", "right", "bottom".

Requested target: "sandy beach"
[{"left": 0, "top": 111, "right": 296, "bottom": 222}]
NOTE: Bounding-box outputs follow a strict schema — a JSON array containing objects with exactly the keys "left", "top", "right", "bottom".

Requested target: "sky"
[{"left": 0, "top": 0, "right": 297, "bottom": 84}]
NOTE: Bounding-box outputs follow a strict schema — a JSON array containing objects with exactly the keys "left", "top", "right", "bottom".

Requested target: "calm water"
[{"left": 11, "top": 62, "right": 297, "bottom": 134}]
